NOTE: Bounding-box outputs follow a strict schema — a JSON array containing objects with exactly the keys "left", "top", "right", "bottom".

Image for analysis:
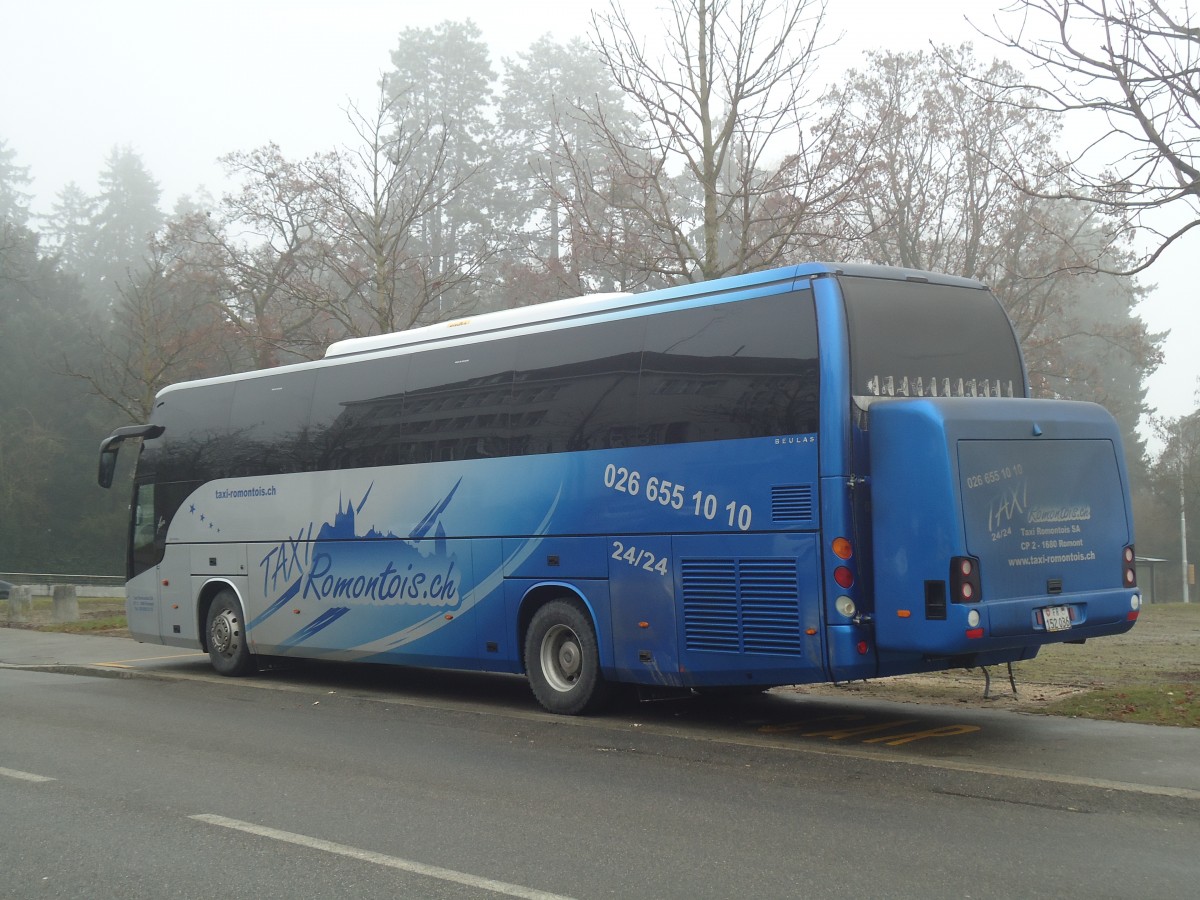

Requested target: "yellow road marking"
[{"left": 94, "top": 652, "right": 206, "bottom": 666}]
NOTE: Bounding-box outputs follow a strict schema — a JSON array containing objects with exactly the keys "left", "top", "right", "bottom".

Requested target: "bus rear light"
[
  {"left": 1122, "top": 545, "right": 1136, "bottom": 587},
  {"left": 950, "top": 555, "right": 981, "bottom": 603},
  {"left": 1127, "top": 610, "right": 1139, "bottom": 621},
  {"left": 966, "top": 628, "right": 984, "bottom": 639},
  {"left": 832, "top": 537, "right": 853, "bottom": 560},
  {"left": 834, "top": 567, "right": 854, "bottom": 589},
  {"left": 856, "top": 641, "right": 869, "bottom": 655},
  {"left": 835, "top": 595, "right": 857, "bottom": 618}
]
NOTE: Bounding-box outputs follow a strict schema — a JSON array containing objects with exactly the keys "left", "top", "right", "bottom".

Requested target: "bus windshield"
[{"left": 839, "top": 275, "right": 1025, "bottom": 400}]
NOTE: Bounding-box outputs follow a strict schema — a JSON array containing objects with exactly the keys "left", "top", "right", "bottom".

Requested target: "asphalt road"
[{"left": 2, "top": 653, "right": 1198, "bottom": 899}]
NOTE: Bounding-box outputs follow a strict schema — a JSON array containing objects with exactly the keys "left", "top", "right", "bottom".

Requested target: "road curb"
[{"left": 0, "top": 662, "right": 148, "bottom": 680}]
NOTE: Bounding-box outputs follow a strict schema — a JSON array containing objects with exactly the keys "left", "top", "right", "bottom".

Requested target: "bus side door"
[{"left": 125, "top": 480, "right": 163, "bottom": 641}]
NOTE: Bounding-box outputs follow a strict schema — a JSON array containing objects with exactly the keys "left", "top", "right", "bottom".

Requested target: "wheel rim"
[
  {"left": 211, "top": 608, "right": 240, "bottom": 658},
  {"left": 539, "top": 623, "right": 582, "bottom": 693}
]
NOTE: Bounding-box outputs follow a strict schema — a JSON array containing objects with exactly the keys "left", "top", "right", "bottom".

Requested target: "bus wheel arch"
[
  {"left": 200, "top": 583, "right": 255, "bottom": 676},
  {"left": 519, "top": 590, "right": 610, "bottom": 715}
]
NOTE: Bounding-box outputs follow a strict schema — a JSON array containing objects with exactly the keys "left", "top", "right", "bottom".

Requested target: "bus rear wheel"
[
  {"left": 524, "top": 599, "right": 609, "bottom": 715},
  {"left": 205, "top": 589, "right": 255, "bottom": 676}
]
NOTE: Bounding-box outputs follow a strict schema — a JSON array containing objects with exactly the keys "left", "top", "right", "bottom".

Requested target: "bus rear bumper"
[
  {"left": 873, "top": 588, "right": 1142, "bottom": 656},
  {"left": 988, "top": 588, "right": 1140, "bottom": 635}
]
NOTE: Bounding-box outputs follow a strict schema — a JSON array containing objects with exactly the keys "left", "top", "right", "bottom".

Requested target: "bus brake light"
[{"left": 950, "top": 556, "right": 981, "bottom": 603}]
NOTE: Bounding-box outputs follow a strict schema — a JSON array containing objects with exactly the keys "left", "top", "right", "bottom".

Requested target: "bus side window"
[
  {"left": 641, "top": 291, "right": 819, "bottom": 442},
  {"left": 229, "top": 369, "right": 317, "bottom": 475},
  {"left": 511, "top": 317, "right": 645, "bottom": 455}
]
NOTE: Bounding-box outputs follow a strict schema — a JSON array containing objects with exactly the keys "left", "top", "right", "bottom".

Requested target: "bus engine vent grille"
[
  {"left": 681, "top": 559, "right": 803, "bottom": 656},
  {"left": 771, "top": 485, "right": 814, "bottom": 523}
]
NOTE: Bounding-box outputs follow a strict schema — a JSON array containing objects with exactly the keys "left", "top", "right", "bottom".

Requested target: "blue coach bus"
[{"left": 98, "top": 263, "right": 1140, "bottom": 714}]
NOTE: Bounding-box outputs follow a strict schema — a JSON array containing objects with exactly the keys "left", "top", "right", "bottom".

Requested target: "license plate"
[{"left": 1043, "top": 605, "right": 1071, "bottom": 632}]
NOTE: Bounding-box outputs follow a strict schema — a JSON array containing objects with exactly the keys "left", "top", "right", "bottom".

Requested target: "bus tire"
[
  {"left": 524, "top": 599, "right": 609, "bottom": 715},
  {"left": 205, "top": 589, "right": 255, "bottom": 676}
]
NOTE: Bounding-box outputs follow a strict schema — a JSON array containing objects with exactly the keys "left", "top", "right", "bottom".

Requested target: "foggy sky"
[{"left": 3, "top": 0, "right": 1195, "bottom": 432}]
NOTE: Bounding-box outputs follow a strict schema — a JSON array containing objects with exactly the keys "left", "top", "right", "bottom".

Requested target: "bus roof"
[
  {"left": 156, "top": 262, "right": 986, "bottom": 399},
  {"left": 324, "top": 262, "right": 984, "bottom": 359}
]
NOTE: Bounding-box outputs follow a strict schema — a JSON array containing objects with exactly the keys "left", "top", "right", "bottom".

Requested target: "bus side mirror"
[
  {"left": 98, "top": 446, "right": 118, "bottom": 489},
  {"left": 97, "top": 424, "right": 164, "bottom": 488}
]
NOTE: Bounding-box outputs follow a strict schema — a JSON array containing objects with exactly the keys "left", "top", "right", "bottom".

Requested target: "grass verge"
[
  {"left": 6, "top": 595, "right": 129, "bottom": 636},
  {"left": 1040, "top": 684, "right": 1200, "bottom": 727},
  {"left": 792, "top": 602, "right": 1200, "bottom": 727}
]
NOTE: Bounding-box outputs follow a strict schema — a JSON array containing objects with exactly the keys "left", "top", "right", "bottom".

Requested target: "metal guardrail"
[
  {"left": 0, "top": 573, "right": 123, "bottom": 585},
  {"left": 0, "top": 574, "right": 125, "bottom": 600}
]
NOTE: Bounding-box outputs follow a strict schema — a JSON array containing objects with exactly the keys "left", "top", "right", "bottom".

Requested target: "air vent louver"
[
  {"left": 771, "top": 485, "right": 814, "bottom": 522},
  {"left": 681, "top": 558, "right": 802, "bottom": 655}
]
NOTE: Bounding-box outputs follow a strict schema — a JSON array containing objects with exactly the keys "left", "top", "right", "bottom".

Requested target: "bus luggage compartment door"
[{"left": 867, "top": 397, "right": 1137, "bottom": 656}]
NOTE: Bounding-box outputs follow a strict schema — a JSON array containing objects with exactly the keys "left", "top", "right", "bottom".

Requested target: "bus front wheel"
[
  {"left": 524, "top": 600, "right": 609, "bottom": 715},
  {"left": 205, "top": 590, "right": 255, "bottom": 676}
]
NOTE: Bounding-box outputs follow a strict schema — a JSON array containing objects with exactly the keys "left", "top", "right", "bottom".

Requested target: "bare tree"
[
  {"left": 314, "top": 84, "right": 487, "bottom": 336},
  {"left": 821, "top": 48, "right": 1067, "bottom": 277},
  {"left": 64, "top": 229, "right": 240, "bottom": 422},
  {"left": 183, "top": 145, "right": 335, "bottom": 366},
  {"left": 1146, "top": 409, "right": 1200, "bottom": 598},
  {"left": 821, "top": 47, "right": 1162, "bottom": 449},
  {"left": 979, "top": 0, "right": 1199, "bottom": 272},
  {"left": 581, "top": 0, "right": 851, "bottom": 283}
]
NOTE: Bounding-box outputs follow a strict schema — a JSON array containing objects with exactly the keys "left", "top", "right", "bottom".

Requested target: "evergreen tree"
[
  {"left": 384, "top": 20, "right": 497, "bottom": 313},
  {"left": 494, "top": 35, "right": 637, "bottom": 300},
  {"left": 85, "top": 146, "right": 164, "bottom": 307},
  {"left": 43, "top": 181, "right": 97, "bottom": 274},
  {"left": 0, "top": 137, "right": 32, "bottom": 229},
  {"left": 0, "top": 222, "right": 126, "bottom": 573}
]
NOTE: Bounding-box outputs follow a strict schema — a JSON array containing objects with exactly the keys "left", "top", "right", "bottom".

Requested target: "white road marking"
[
  {"left": 0, "top": 766, "right": 55, "bottom": 783},
  {"left": 190, "top": 814, "right": 576, "bottom": 900}
]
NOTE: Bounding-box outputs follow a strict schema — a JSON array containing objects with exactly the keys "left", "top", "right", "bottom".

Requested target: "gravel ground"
[{"left": 789, "top": 602, "right": 1200, "bottom": 713}]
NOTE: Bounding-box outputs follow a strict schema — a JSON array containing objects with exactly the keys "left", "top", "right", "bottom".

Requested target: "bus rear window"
[{"left": 839, "top": 275, "right": 1025, "bottom": 400}]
